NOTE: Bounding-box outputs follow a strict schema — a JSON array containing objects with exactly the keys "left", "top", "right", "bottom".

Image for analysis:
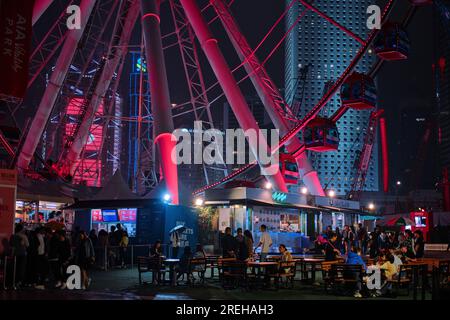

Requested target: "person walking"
[{"left": 57, "top": 230, "right": 72, "bottom": 289}]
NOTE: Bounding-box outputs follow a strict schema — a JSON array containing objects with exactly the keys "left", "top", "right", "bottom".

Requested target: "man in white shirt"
[{"left": 256, "top": 224, "right": 272, "bottom": 261}]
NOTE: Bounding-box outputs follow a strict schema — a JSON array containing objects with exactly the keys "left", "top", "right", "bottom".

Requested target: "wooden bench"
[
  {"left": 387, "top": 264, "right": 413, "bottom": 296},
  {"left": 137, "top": 256, "right": 166, "bottom": 285},
  {"left": 267, "top": 261, "right": 298, "bottom": 289},
  {"left": 187, "top": 258, "right": 208, "bottom": 285},
  {"left": 327, "top": 264, "right": 364, "bottom": 294}
]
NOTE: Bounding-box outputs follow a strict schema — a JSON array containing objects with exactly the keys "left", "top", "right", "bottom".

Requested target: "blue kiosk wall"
[{"left": 73, "top": 202, "right": 198, "bottom": 251}]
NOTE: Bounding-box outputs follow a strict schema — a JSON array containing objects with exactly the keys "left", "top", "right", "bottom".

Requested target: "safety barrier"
[{"left": 0, "top": 256, "right": 16, "bottom": 290}]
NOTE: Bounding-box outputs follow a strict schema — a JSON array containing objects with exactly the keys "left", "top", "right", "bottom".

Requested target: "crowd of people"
[
  {"left": 315, "top": 224, "right": 425, "bottom": 260},
  {"left": 2, "top": 223, "right": 130, "bottom": 290},
  {"left": 314, "top": 224, "right": 426, "bottom": 298}
]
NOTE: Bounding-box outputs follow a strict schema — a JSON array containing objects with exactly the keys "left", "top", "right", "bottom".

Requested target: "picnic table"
[
  {"left": 247, "top": 261, "right": 279, "bottom": 288},
  {"left": 206, "top": 255, "right": 222, "bottom": 279}
]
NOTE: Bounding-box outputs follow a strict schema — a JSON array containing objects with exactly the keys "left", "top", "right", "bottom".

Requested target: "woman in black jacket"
[{"left": 75, "top": 230, "right": 95, "bottom": 289}]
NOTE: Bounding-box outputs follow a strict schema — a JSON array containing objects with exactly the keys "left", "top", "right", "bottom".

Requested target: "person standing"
[
  {"left": 119, "top": 230, "right": 129, "bottom": 268},
  {"left": 235, "top": 228, "right": 248, "bottom": 261},
  {"left": 35, "top": 227, "right": 47, "bottom": 290},
  {"left": 75, "top": 231, "right": 95, "bottom": 290},
  {"left": 244, "top": 230, "right": 254, "bottom": 260},
  {"left": 413, "top": 230, "right": 425, "bottom": 258},
  {"left": 11, "top": 224, "right": 29, "bottom": 288},
  {"left": 357, "top": 224, "right": 368, "bottom": 255},
  {"left": 170, "top": 230, "right": 181, "bottom": 258},
  {"left": 221, "top": 227, "right": 237, "bottom": 258},
  {"left": 256, "top": 225, "right": 272, "bottom": 261},
  {"left": 57, "top": 230, "right": 72, "bottom": 290}
]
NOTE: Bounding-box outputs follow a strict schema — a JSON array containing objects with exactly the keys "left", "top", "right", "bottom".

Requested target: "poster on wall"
[
  {"left": 0, "top": 169, "right": 17, "bottom": 251},
  {"left": 218, "top": 208, "right": 231, "bottom": 232}
]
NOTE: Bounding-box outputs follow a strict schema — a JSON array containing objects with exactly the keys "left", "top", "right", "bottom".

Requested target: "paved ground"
[{"left": 0, "top": 267, "right": 432, "bottom": 300}]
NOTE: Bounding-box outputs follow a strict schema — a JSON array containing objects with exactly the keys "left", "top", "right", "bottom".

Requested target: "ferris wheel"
[{"left": 0, "top": 0, "right": 430, "bottom": 204}]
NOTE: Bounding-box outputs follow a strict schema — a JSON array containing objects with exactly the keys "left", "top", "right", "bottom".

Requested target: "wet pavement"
[
  {"left": 3, "top": 252, "right": 448, "bottom": 300},
  {"left": 0, "top": 266, "right": 432, "bottom": 300}
]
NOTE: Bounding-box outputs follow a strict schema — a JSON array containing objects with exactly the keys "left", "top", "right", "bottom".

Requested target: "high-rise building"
[
  {"left": 436, "top": 0, "right": 450, "bottom": 170},
  {"left": 285, "top": 0, "right": 379, "bottom": 196}
]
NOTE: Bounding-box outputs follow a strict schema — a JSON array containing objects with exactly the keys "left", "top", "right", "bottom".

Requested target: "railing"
[
  {"left": 0, "top": 256, "right": 16, "bottom": 290},
  {"left": 91, "top": 244, "right": 170, "bottom": 271}
]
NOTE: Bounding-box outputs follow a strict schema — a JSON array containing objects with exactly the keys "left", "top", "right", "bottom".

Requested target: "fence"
[{"left": 92, "top": 244, "right": 170, "bottom": 271}]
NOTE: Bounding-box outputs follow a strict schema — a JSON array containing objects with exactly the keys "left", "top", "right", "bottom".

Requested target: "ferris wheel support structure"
[
  {"left": 141, "top": 0, "right": 179, "bottom": 204},
  {"left": 211, "top": 0, "right": 324, "bottom": 196},
  {"left": 33, "top": 0, "right": 55, "bottom": 25},
  {"left": 17, "top": 0, "right": 97, "bottom": 171},
  {"left": 61, "top": 0, "right": 140, "bottom": 176}
]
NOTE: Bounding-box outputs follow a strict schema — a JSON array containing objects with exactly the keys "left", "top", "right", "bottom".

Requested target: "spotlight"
[
  {"left": 195, "top": 198, "right": 204, "bottom": 206},
  {"left": 264, "top": 182, "right": 272, "bottom": 190},
  {"left": 301, "top": 187, "right": 308, "bottom": 195},
  {"left": 163, "top": 193, "right": 171, "bottom": 202},
  {"left": 368, "top": 203, "right": 375, "bottom": 210},
  {"left": 328, "top": 190, "right": 336, "bottom": 198}
]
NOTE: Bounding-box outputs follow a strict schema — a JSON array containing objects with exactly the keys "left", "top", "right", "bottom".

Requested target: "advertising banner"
[
  {"left": 0, "top": 169, "right": 17, "bottom": 252},
  {"left": 0, "top": 0, "right": 35, "bottom": 98}
]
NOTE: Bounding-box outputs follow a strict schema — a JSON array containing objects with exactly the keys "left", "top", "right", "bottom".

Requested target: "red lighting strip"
[
  {"left": 142, "top": 13, "right": 161, "bottom": 24},
  {"left": 379, "top": 117, "right": 389, "bottom": 193}
]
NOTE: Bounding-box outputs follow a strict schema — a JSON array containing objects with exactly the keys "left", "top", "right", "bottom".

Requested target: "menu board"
[
  {"left": 118, "top": 208, "right": 137, "bottom": 222},
  {"left": 91, "top": 209, "right": 103, "bottom": 222}
]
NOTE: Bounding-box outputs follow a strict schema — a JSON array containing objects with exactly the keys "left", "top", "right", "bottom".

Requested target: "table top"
[
  {"left": 164, "top": 259, "right": 180, "bottom": 263},
  {"left": 248, "top": 261, "right": 279, "bottom": 267},
  {"left": 302, "top": 258, "right": 326, "bottom": 263}
]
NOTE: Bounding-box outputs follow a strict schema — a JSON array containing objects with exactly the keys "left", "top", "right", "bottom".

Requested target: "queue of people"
[{"left": 3, "top": 222, "right": 130, "bottom": 291}]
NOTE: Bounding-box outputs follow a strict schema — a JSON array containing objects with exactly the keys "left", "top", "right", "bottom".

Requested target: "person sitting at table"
[
  {"left": 389, "top": 248, "right": 403, "bottom": 273},
  {"left": 279, "top": 244, "right": 293, "bottom": 263},
  {"left": 345, "top": 246, "right": 366, "bottom": 298},
  {"left": 150, "top": 240, "right": 163, "bottom": 257},
  {"left": 256, "top": 224, "right": 272, "bottom": 262},
  {"left": 399, "top": 245, "right": 416, "bottom": 263},
  {"left": 323, "top": 233, "right": 341, "bottom": 261},
  {"left": 177, "top": 246, "right": 193, "bottom": 283},
  {"left": 376, "top": 254, "right": 398, "bottom": 297},
  {"left": 193, "top": 244, "right": 206, "bottom": 273},
  {"left": 221, "top": 227, "right": 238, "bottom": 258}
]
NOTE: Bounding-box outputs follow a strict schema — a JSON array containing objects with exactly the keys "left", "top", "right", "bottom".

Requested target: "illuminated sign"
[
  {"left": 272, "top": 192, "right": 287, "bottom": 203},
  {"left": 136, "top": 57, "right": 147, "bottom": 72},
  {"left": 91, "top": 209, "right": 102, "bottom": 222}
]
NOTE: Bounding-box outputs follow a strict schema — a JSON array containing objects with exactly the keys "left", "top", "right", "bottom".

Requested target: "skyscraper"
[
  {"left": 285, "top": 0, "right": 379, "bottom": 196},
  {"left": 436, "top": 0, "right": 450, "bottom": 171}
]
